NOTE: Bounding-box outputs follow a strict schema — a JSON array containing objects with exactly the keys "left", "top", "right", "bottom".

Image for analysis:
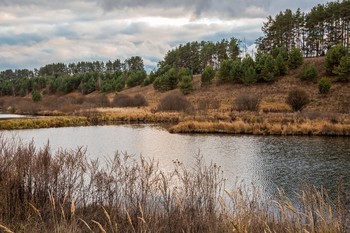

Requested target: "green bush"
[
  {"left": 286, "top": 89, "right": 310, "bottom": 111},
  {"left": 217, "top": 59, "right": 233, "bottom": 84},
  {"left": 126, "top": 70, "right": 147, "bottom": 88},
  {"left": 260, "top": 54, "right": 278, "bottom": 82},
  {"left": 201, "top": 66, "right": 215, "bottom": 86},
  {"left": 240, "top": 56, "right": 257, "bottom": 85},
  {"left": 229, "top": 59, "right": 242, "bottom": 83},
  {"left": 179, "top": 75, "right": 193, "bottom": 95},
  {"left": 325, "top": 44, "right": 348, "bottom": 75},
  {"left": 276, "top": 53, "right": 288, "bottom": 76},
  {"left": 300, "top": 63, "right": 318, "bottom": 81},
  {"left": 333, "top": 55, "right": 350, "bottom": 82},
  {"left": 235, "top": 93, "right": 260, "bottom": 112},
  {"left": 31, "top": 90, "right": 42, "bottom": 102},
  {"left": 153, "top": 68, "right": 179, "bottom": 92},
  {"left": 318, "top": 77, "right": 331, "bottom": 94},
  {"left": 288, "top": 48, "right": 303, "bottom": 69}
]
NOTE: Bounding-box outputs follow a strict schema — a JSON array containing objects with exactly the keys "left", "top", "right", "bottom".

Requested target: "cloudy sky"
[{"left": 1, "top": 0, "right": 330, "bottom": 71}]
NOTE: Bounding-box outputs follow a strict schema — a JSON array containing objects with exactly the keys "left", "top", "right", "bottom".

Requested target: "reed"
[
  {"left": 0, "top": 135, "right": 348, "bottom": 232},
  {"left": 0, "top": 116, "right": 89, "bottom": 130}
]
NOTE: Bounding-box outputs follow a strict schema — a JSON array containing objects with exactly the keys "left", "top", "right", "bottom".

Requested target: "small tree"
[
  {"left": 229, "top": 59, "right": 243, "bottom": 83},
  {"left": 318, "top": 77, "right": 331, "bottom": 94},
  {"left": 179, "top": 75, "right": 193, "bottom": 95},
  {"left": 288, "top": 48, "right": 303, "bottom": 69},
  {"left": 240, "top": 56, "right": 256, "bottom": 84},
  {"left": 325, "top": 44, "right": 348, "bottom": 75},
  {"left": 260, "top": 55, "right": 278, "bottom": 82},
  {"left": 31, "top": 90, "right": 42, "bottom": 102},
  {"left": 333, "top": 55, "right": 350, "bottom": 82},
  {"left": 276, "top": 53, "right": 288, "bottom": 76},
  {"left": 286, "top": 89, "right": 310, "bottom": 111},
  {"left": 217, "top": 59, "right": 233, "bottom": 84},
  {"left": 126, "top": 70, "right": 147, "bottom": 88},
  {"left": 201, "top": 66, "right": 215, "bottom": 86},
  {"left": 300, "top": 63, "right": 318, "bottom": 81}
]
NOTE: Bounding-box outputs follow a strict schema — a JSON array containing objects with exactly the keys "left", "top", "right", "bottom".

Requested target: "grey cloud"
[
  {"left": 98, "top": 0, "right": 333, "bottom": 18},
  {"left": 0, "top": 0, "right": 332, "bottom": 71},
  {"left": 0, "top": 33, "right": 47, "bottom": 46}
]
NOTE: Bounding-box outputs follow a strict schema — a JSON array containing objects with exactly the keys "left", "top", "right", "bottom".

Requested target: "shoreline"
[{"left": 1, "top": 109, "right": 349, "bottom": 136}]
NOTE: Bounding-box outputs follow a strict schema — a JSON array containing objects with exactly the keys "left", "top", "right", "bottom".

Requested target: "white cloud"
[{"left": 0, "top": 0, "right": 331, "bottom": 70}]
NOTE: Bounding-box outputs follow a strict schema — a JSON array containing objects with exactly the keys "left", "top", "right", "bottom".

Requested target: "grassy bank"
[
  {"left": 1, "top": 109, "right": 349, "bottom": 136},
  {"left": 169, "top": 118, "right": 350, "bottom": 136},
  {"left": 0, "top": 116, "right": 89, "bottom": 130},
  {"left": 0, "top": 136, "right": 349, "bottom": 233}
]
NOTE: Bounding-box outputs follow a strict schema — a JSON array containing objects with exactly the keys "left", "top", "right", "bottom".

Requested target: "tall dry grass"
[{"left": 0, "top": 135, "right": 349, "bottom": 232}]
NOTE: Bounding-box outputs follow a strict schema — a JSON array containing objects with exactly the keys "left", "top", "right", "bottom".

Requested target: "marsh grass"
[
  {"left": 169, "top": 112, "right": 350, "bottom": 136},
  {"left": 0, "top": 135, "right": 349, "bottom": 232},
  {"left": 0, "top": 116, "right": 89, "bottom": 130}
]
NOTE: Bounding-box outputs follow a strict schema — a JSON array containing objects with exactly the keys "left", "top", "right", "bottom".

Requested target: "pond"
[{"left": 1, "top": 124, "right": 350, "bottom": 199}]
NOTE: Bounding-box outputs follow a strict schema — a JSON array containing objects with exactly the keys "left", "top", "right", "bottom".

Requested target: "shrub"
[
  {"left": 217, "top": 59, "right": 233, "bottom": 84},
  {"left": 325, "top": 44, "right": 348, "bottom": 75},
  {"left": 318, "top": 77, "right": 331, "bottom": 94},
  {"left": 126, "top": 70, "right": 147, "bottom": 88},
  {"left": 300, "top": 63, "right": 318, "bottom": 81},
  {"left": 201, "top": 66, "right": 215, "bottom": 86},
  {"left": 286, "top": 89, "right": 310, "bottom": 111},
  {"left": 31, "top": 90, "right": 42, "bottom": 102},
  {"left": 112, "top": 94, "right": 147, "bottom": 107},
  {"left": 276, "top": 53, "right": 288, "bottom": 76},
  {"left": 288, "top": 48, "right": 303, "bottom": 69},
  {"left": 157, "top": 93, "right": 193, "bottom": 112},
  {"left": 229, "top": 59, "right": 243, "bottom": 83},
  {"left": 85, "top": 94, "right": 110, "bottom": 107},
  {"left": 179, "top": 75, "right": 193, "bottom": 95},
  {"left": 235, "top": 93, "right": 260, "bottom": 112},
  {"left": 260, "top": 54, "right": 278, "bottom": 82},
  {"left": 240, "top": 56, "right": 257, "bottom": 84},
  {"left": 153, "top": 68, "right": 179, "bottom": 92},
  {"left": 333, "top": 55, "right": 350, "bottom": 82}
]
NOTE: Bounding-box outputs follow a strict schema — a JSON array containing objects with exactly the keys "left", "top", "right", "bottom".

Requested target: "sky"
[{"left": 0, "top": 0, "right": 331, "bottom": 71}]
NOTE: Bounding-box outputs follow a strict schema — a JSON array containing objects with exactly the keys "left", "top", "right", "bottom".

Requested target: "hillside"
[{"left": 120, "top": 57, "right": 349, "bottom": 114}]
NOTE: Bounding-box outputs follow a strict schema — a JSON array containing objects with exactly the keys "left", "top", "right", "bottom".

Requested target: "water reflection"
[{"left": 1, "top": 125, "right": 350, "bottom": 199}]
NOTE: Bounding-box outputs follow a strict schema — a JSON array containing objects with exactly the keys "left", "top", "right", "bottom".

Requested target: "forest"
[{"left": 0, "top": 0, "right": 349, "bottom": 99}]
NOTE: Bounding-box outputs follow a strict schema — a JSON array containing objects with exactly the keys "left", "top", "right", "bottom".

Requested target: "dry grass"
[
  {"left": 0, "top": 116, "right": 89, "bottom": 130},
  {"left": 0, "top": 136, "right": 348, "bottom": 232},
  {"left": 260, "top": 101, "right": 292, "bottom": 113},
  {"left": 169, "top": 113, "right": 350, "bottom": 136}
]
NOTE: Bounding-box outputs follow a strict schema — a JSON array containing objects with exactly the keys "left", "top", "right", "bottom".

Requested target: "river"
[{"left": 1, "top": 124, "right": 350, "bottom": 199}]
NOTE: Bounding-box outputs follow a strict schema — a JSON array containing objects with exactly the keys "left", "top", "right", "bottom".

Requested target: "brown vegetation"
[
  {"left": 0, "top": 136, "right": 349, "bottom": 232},
  {"left": 0, "top": 57, "right": 349, "bottom": 135}
]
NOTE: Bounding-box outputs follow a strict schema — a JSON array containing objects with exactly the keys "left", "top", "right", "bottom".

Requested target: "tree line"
[
  {"left": 257, "top": 0, "right": 350, "bottom": 57},
  {"left": 0, "top": 0, "right": 349, "bottom": 98},
  {"left": 0, "top": 56, "right": 146, "bottom": 97}
]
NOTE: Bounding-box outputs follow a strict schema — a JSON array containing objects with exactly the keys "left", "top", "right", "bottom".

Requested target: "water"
[
  {"left": 1, "top": 124, "right": 350, "bottom": 199},
  {"left": 0, "top": 113, "right": 30, "bottom": 119}
]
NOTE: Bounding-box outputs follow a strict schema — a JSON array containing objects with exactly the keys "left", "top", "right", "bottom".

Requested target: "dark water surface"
[{"left": 2, "top": 124, "right": 350, "bottom": 198}]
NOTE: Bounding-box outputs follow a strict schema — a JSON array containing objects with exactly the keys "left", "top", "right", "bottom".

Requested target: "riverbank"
[{"left": 1, "top": 109, "right": 349, "bottom": 136}]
